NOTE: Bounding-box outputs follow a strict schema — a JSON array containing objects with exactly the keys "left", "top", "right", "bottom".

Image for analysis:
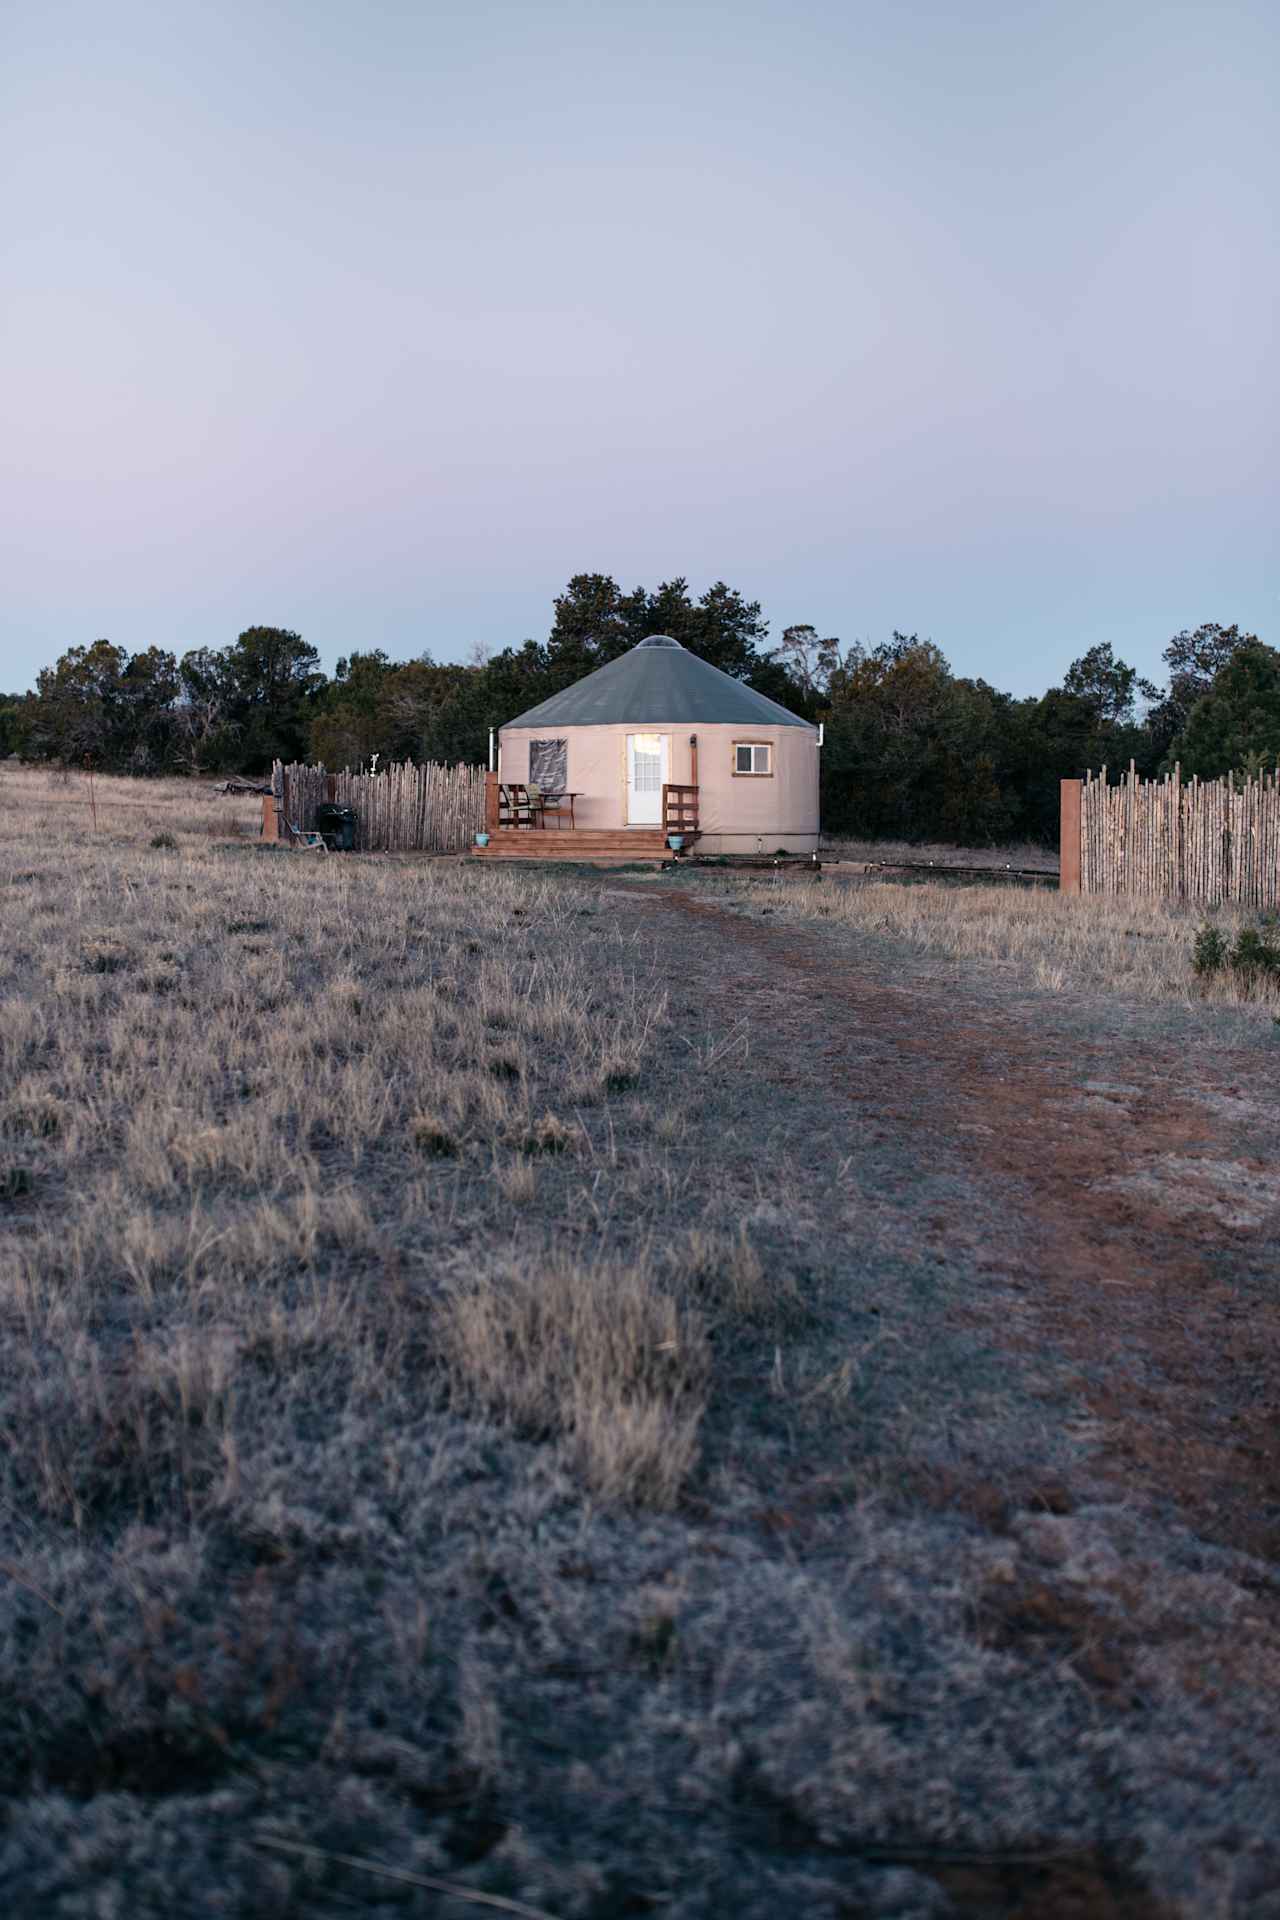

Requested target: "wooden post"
[
  {"left": 1060, "top": 778, "right": 1082, "bottom": 895},
  {"left": 325, "top": 773, "right": 337, "bottom": 802},
  {"left": 484, "top": 770, "right": 499, "bottom": 833},
  {"left": 262, "top": 795, "right": 278, "bottom": 841}
]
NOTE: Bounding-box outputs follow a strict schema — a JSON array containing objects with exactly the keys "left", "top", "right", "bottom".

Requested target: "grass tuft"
[
  {"left": 522, "top": 1111, "right": 577, "bottom": 1155},
  {"left": 667, "top": 1227, "right": 804, "bottom": 1332},
  {"left": 436, "top": 1256, "right": 708, "bottom": 1507},
  {"left": 411, "top": 1113, "right": 459, "bottom": 1157}
]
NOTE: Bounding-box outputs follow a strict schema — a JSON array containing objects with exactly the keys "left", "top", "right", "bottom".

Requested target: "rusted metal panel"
[{"left": 1060, "top": 778, "right": 1082, "bottom": 895}]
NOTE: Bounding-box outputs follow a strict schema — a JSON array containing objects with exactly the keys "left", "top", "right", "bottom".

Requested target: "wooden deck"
[
  {"left": 473, "top": 775, "right": 699, "bottom": 863},
  {"left": 472, "top": 828, "right": 669, "bottom": 863}
]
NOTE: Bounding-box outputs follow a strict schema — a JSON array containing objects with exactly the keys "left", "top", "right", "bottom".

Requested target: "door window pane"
[{"left": 632, "top": 736, "right": 662, "bottom": 792}]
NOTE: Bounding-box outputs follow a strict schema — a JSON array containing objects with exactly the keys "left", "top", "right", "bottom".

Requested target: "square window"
[{"left": 734, "top": 742, "right": 771, "bottom": 775}]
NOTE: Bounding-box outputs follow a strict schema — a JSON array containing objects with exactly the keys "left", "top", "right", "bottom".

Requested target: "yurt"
[{"left": 494, "top": 636, "right": 819, "bottom": 855}]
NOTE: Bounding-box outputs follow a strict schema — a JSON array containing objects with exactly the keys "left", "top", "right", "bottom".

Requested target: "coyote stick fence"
[
  {"left": 1061, "top": 765, "right": 1280, "bottom": 906},
  {"left": 273, "top": 760, "right": 487, "bottom": 854}
]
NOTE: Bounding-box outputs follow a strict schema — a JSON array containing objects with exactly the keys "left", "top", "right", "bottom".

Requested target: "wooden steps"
[{"left": 472, "top": 828, "right": 668, "bottom": 863}]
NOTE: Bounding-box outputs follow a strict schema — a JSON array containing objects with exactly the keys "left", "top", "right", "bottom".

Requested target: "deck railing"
[
  {"left": 662, "top": 783, "right": 699, "bottom": 837},
  {"left": 484, "top": 772, "right": 700, "bottom": 839}
]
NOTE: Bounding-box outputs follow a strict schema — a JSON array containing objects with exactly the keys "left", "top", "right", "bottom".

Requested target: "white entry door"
[{"left": 626, "top": 732, "right": 667, "bottom": 825}]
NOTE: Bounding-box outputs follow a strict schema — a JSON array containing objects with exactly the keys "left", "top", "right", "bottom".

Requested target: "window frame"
[{"left": 732, "top": 740, "right": 773, "bottom": 777}]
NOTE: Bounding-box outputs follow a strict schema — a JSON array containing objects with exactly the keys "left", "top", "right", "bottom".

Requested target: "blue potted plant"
[
  {"left": 667, "top": 833, "right": 684, "bottom": 853},
  {"left": 475, "top": 830, "right": 490, "bottom": 847}
]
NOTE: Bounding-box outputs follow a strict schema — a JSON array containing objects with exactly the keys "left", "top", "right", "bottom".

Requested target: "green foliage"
[
  {"left": 22, "top": 627, "right": 322, "bottom": 777},
  {"left": 216, "top": 627, "right": 323, "bottom": 768},
  {"left": 1230, "top": 927, "right": 1280, "bottom": 979},
  {"left": 0, "top": 695, "right": 34, "bottom": 758},
  {"left": 1061, "top": 642, "right": 1157, "bottom": 727},
  {"left": 819, "top": 636, "right": 1023, "bottom": 842},
  {"left": 309, "top": 650, "right": 478, "bottom": 769},
  {"left": 815, "top": 623, "right": 1248, "bottom": 844},
  {"left": 1170, "top": 640, "right": 1280, "bottom": 779},
  {"left": 1192, "top": 924, "right": 1229, "bottom": 976},
  {"left": 1149, "top": 623, "right": 1256, "bottom": 760},
  {"left": 29, "top": 640, "right": 180, "bottom": 771},
  {"left": 543, "top": 572, "right": 780, "bottom": 688},
  {"left": 1192, "top": 919, "right": 1280, "bottom": 985}
]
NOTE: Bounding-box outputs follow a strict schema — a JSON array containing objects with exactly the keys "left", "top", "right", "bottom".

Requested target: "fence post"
[
  {"left": 1060, "top": 779, "right": 1082, "bottom": 895},
  {"left": 262, "top": 795, "right": 278, "bottom": 841},
  {"left": 484, "top": 770, "right": 499, "bottom": 833}
]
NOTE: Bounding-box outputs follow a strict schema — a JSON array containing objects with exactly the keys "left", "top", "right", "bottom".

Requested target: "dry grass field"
[
  {"left": 774, "top": 871, "right": 1280, "bottom": 1014},
  {"left": 2, "top": 768, "right": 1279, "bottom": 1919}
]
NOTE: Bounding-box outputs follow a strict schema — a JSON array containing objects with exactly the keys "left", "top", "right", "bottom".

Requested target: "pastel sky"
[{"left": 3, "top": 0, "right": 1276, "bottom": 697}]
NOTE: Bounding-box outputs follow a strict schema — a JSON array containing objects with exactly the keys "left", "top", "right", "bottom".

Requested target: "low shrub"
[
  {"left": 1232, "top": 927, "right": 1280, "bottom": 979},
  {"left": 1193, "top": 918, "right": 1280, "bottom": 986},
  {"left": 1192, "top": 924, "right": 1228, "bottom": 976}
]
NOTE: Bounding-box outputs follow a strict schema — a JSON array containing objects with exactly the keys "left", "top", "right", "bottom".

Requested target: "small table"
[{"left": 538, "top": 791, "right": 580, "bottom": 830}]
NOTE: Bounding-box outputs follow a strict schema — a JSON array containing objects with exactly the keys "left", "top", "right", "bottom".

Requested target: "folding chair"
[
  {"left": 524, "top": 782, "right": 547, "bottom": 829},
  {"left": 286, "top": 817, "right": 328, "bottom": 852},
  {"left": 499, "top": 783, "right": 542, "bottom": 829}
]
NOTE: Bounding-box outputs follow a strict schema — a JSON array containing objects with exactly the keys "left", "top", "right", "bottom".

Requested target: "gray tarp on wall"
[{"left": 528, "top": 737, "right": 568, "bottom": 791}]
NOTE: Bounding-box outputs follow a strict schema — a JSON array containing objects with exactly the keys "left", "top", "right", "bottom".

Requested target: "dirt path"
[
  {"left": 635, "top": 886, "right": 1280, "bottom": 1567},
  {"left": 608, "top": 879, "right": 1280, "bottom": 1910}
]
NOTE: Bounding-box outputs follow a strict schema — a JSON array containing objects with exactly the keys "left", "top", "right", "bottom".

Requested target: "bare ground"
[
  {"left": 638, "top": 883, "right": 1280, "bottom": 1564},
  {"left": 819, "top": 835, "right": 1058, "bottom": 872},
  {"left": 607, "top": 880, "right": 1280, "bottom": 1917}
]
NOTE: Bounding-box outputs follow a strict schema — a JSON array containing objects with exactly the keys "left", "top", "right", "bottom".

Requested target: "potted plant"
[
  {"left": 667, "top": 833, "right": 684, "bottom": 853},
  {"left": 475, "top": 830, "right": 490, "bottom": 847}
]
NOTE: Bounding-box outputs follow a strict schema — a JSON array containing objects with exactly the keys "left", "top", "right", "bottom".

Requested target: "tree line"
[{"left": 2, "top": 574, "right": 1274, "bottom": 845}]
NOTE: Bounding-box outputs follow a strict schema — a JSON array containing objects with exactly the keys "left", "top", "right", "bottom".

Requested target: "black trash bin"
[{"left": 314, "top": 803, "right": 357, "bottom": 851}]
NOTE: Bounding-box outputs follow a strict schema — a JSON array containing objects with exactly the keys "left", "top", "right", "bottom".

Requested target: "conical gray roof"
[{"left": 503, "top": 636, "right": 813, "bottom": 730}]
